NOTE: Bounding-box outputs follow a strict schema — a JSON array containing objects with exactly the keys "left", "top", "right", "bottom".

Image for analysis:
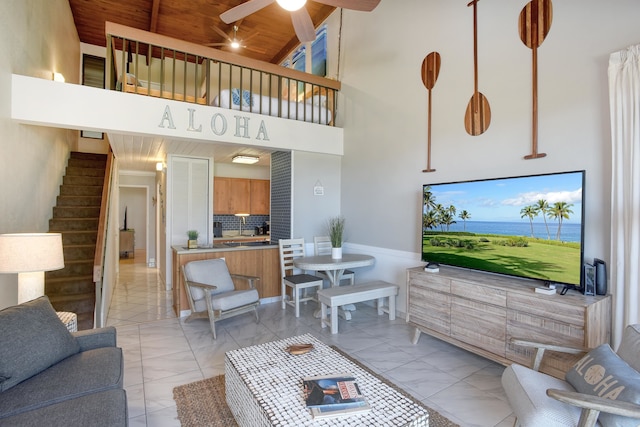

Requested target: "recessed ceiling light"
[{"left": 232, "top": 155, "right": 259, "bottom": 164}]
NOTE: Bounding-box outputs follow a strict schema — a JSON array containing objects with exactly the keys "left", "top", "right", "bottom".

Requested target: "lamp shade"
[{"left": 0, "top": 233, "right": 65, "bottom": 273}]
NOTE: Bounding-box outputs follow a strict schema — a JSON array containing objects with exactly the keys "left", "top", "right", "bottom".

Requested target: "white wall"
[
  {"left": 292, "top": 151, "right": 341, "bottom": 242},
  {"left": 0, "top": 0, "right": 79, "bottom": 308},
  {"left": 338, "top": 0, "right": 640, "bottom": 267}
]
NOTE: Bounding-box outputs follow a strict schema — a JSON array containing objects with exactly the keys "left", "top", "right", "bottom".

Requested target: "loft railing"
[{"left": 105, "top": 22, "right": 340, "bottom": 126}]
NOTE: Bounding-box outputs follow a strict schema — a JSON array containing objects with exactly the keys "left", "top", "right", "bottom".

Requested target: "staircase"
[{"left": 46, "top": 152, "right": 107, "bottom": 330}]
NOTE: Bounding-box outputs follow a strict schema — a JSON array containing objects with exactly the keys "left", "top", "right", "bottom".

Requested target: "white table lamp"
[{"left": 0, "top": 233, "right": 65, "bottom": 303}]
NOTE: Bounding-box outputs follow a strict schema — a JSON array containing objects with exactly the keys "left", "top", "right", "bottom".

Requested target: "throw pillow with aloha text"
[{"left": 566, "top": 343, "right": 640, "bottom": 427}]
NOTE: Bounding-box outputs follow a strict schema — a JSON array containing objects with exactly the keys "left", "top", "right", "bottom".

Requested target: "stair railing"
[{"left": 93, "top": 150, "right": 116, "bottom": 327}]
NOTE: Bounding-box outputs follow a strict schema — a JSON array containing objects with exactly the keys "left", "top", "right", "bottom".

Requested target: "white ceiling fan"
[
  {"left": 206, "top": 25, "right": 266, "bottom": 54},
  {"left": 220, "top": 0, "right": 381, "bottom": 43}
]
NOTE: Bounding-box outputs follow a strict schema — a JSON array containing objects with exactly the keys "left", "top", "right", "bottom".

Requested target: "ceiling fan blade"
[
  {"left": 220, "top": 0, "right": 275, "bottom": 24},
  {"left": 241, "top": 32, "right": 260, "bottom": 43},
  {"left": 291, "top": 8, "right": 316, "bottom": 43},
  {"left": 313, "top": 0, "right": 381, "bottom": 12},
  {"left": 212, "top": 26, "right": 233, "bottom": 42},
  {"left": 243, "top": 45, "right": 267, "bottom": 54}
]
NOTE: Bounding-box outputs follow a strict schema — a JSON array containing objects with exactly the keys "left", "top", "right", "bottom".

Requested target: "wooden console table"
[{"left": 406, "top": 266, "right": 611, "bottom": 379}]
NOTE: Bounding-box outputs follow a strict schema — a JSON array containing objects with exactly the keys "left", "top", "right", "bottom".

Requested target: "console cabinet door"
[{"left": 407, "top": 271, "right": 451, "bottom": 335}]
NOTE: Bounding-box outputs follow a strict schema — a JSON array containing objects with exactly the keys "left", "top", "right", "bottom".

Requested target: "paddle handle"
[{"left": 524, "top": 0, "right": 547, "bottom": 159}]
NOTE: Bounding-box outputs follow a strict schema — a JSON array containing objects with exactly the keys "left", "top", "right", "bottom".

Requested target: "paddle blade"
[
  {"left": 464, "top": 92, "right": 491, "bottom": 136},
  {"left": 314, "top": 0, "right": 381, "bottom": 12},
  {"left": 420, "top": 52, "right": 441, "bottom": 91},
  {"left": 220, "top": 0, "right": 275, "bottom": 24},
  {"left": 518, "top": 0, "right": 553, "bottom": 49}
]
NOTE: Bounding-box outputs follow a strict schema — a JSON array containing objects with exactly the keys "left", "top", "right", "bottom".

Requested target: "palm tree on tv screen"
[
  {"left": 520, "top": 205, "right": 537, "bottom": 237},
  {"left": 548, "top": 202, "right": 574, "bottom": 241},
  {"left": 534, "top": 199, "right": 551, "bottom": 239},
  {"left": 458, "top": 210, "right": 471, "bottom": 231}
]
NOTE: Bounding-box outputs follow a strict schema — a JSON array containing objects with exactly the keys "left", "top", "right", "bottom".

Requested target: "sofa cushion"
[
  {"left": 502, "top": 363, "right": 581, "bottom": 427},
  {"left": 566, "top": 343, "right": 640, "bottom": 427},
  {"left": 0, "top": 296, "right": 80, "bottom": 392},
  {"left": 0, "top": 347, "right": 123, "bottom": 418},
  {"left": 617, "top": 324, "right": 640, "bottom": 372},
  {"left": 0, "top": 389, "right": 128, "bottom": 427}
]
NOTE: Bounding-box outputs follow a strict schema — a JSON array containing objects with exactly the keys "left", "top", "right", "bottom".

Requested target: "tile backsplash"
[{"left": 213, "top": 214, "right": 269, "bottom": 234}]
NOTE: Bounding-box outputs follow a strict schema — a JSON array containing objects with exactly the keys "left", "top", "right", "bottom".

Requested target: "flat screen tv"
[{"left": 422, "top": 170, "right": 585, "bottom": 288}]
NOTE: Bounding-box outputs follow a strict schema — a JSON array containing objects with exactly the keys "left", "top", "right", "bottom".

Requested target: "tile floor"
[{"left": 106, "top": 254, "right": 516, "bottom": 427}]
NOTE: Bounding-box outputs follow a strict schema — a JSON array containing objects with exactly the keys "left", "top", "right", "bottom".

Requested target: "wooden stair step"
[
  {"left": 64, "top": 166, "right": 106, "bottom": 177},
  {"left": 46, "top": 275, "right": 94, "bottom": 295},
  {"left": 59, "top": 185, "right": 103, "bottom": 197},
  {"left": 70, "top": 152, "right": 107, "bottom": 161},
  {"left": 56, "top": 195, "right": 101, "bottom": 206},
  {"left": 67, "top": 158, "right": 107, "bottom": 169},
  {"left": 63, "top": 244, "right": 96, "bottom": 261},
  {"left": 49, "top": 217, "right": 99, "bottom": 231},
  {"left": 47, "top": 259, "right": 94, "bottom": 278},
  {"left": 63, "top": 175, "right": 104, "bottom": 186},
  {"left": 61, "top": 230, "right": 98, "bottom": 245},
  {"left": 53, "top": 206, "right": 101, "bottom": 218}
]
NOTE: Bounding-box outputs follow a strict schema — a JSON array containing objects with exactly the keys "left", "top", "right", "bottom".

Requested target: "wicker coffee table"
[{"left": 225, "top": 334, "right": 429, "bottom": 426}]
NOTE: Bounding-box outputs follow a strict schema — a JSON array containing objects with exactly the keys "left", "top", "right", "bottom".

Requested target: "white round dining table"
[{"left": 293, "top": 253, "right": 375, "bottom": 320}]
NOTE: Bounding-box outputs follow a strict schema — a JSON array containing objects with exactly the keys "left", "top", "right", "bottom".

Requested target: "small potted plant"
[
  {"left": 186, "top": 230, "right": 199, "bottom": 249},
  {"left": 327, "top": 216, "right": 345, "bottom": 259}
]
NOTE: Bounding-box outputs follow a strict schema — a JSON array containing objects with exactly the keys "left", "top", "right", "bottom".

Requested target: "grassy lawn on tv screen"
[{"left": 422, "top": 232, "right": 581, "bottom": 285}]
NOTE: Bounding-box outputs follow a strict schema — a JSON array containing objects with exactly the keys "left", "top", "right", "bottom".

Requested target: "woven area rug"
[{"left": 173, "top": 345, "right": 459, "bottom": 427}]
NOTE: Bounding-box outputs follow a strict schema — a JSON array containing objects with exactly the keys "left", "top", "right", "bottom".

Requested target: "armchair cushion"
[
  {"left": 210, "top": 289, "right": 259, "bottom": 311},
  {"left": 0, "top": 296, "right": 80, "bottom": 392},
  {"left": 566, "top": 343, "right": 640, "bottom": 427},
  {"left": 502, "top": 363, "right": 581, "bottom": 426},
  {"left": 617, "top": 324, "right": 640, "bottom": 372},
  {"left": 184, "top": 258, "right": 235, "bottom": 300}
]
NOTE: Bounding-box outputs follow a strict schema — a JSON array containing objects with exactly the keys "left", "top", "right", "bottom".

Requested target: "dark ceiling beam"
[{"left": 150, "top": 0, "right": 160, "bottom": 33}]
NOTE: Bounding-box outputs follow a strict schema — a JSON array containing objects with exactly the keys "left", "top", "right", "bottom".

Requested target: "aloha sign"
[{"left": 157, "top": 105, "right": 270, "bottom": 141}]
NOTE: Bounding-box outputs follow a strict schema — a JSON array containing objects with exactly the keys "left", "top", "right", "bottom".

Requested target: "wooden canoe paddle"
[
  {"left": 464, "top": 0, "right": 491, "bottom": 136},
  {"left": 519, "top": 0, "right": 552, "bottom": 159},
  {"left": 421, "top": 52, "right": 441, "bottom": 173}
]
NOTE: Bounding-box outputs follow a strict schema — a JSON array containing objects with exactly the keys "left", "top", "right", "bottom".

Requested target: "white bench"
[{"left": 317, "top": 281, "right": 399, "bottom": 334}]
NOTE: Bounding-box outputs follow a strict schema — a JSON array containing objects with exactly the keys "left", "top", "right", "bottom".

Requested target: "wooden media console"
[{"left": 406, "top": 266, "right": 611, "bottom": 379}]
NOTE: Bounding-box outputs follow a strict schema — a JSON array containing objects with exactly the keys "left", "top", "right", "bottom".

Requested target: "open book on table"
[{"left": 303, "top": 373, "right": 371, "bottom": 419}]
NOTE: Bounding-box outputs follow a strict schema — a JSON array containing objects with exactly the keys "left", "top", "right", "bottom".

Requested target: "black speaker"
[{"left": 594, "top": 258, "right": 607, "bottom": 295}]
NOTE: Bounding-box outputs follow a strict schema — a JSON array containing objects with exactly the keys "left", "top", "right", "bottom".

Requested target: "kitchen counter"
[
  {"left": 171, "top": 243, "right": 280, "bottom": 317},
  {"left": 172, "top": 241, "right": 275, "bottom": 253}
]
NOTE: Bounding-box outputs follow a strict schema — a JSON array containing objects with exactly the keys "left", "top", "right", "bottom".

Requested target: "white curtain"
[{"left": 608, "top": 44, "right": 640, "bottom": 348}]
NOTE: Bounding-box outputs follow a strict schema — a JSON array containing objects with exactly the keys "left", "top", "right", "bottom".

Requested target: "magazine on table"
[{"left": 302, "top": 373, "right": 371, "bottom": 419}]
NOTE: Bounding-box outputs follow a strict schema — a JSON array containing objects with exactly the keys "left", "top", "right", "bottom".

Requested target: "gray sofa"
[{"left": 0, "top": 296, "right": 127, "bottom": 426}]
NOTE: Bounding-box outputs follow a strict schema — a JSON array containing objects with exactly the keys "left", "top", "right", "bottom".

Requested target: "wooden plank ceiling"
[{"left": 68, "top": 0, "right": 337, "bottom": 64}]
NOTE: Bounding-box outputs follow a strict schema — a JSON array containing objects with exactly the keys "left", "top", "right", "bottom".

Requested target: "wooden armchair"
[
  {"left": 502, "top": 325, "right": 640, "bottom": 427},
  {"left": 181, "top": 258, "right": 260, "bottom": 339}
]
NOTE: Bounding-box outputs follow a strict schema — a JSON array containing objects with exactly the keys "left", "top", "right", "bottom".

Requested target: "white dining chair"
[
  {"left": 313, "top": 236, "right": 355, "bottom": 286},
  {"left": 278, "top": 238, "right": 323, "bottom": 317}
]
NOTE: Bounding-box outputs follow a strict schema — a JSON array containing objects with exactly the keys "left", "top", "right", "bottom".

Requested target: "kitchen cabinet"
[
  {"left": 214, "top": 177, "right": 269, "bottom": 215},
  {"left": 250, "top": 179, "right": 270, "bottom": 214},
  {"left": 214, "top": 177, "right": 250, "bottom": 214},
  {"left": 406, "top": 266, "right": 611, "bottom": 379}
]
